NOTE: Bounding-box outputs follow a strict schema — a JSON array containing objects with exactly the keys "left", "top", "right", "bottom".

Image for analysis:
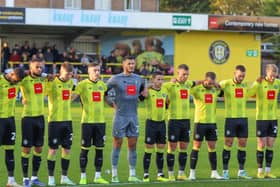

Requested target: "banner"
[
  {"left": 209, "top": 15, "right": 280, "bottom": 33},
  {"left": 0, "top": 7, "right": 25, "bottom": 24},
  {"left": 100, "top": 34, "right": 174, "bottom": 75}
]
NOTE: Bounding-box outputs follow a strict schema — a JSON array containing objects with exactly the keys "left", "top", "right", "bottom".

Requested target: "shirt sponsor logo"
[
  {"left": 156, "top": 98, "right": 164, "bottom": 108},
  {"left": 34, "top": 83, "right": 43, "bottom": 94},
  {"left": 92, "top": 92, "right": 101, "bottom": 102},
  {"left": 126, "top": 85, "right": 136, "bottom": 95},
  {"left": 180, "top": 89, "right": 188, "bottom": 99},
  {"left": 8, "top": 87, "right": 16, "bottom": 99},
  {"left": 267, "top": 90, "right": 276, "bottom": 100},
  {"left": 235, "top": 88, "right": 243, "bottom": 98},
  {"left": 205, "top": 94, "right": 213, "bottom": 103},
  {"left": 62, "top": 90, "right": 70, "bottom": 100}
]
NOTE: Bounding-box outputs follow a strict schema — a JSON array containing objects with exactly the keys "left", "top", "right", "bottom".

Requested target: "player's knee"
[
  {"left": 179, "top": 142, "right": 188, "bottom": 150},
  {"left": 34, "top": 147, "right": 43, "bottom": 154}
]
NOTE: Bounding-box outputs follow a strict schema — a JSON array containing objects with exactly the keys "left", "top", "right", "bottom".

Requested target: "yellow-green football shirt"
[
  {"left": 163, "top": 80, "right": 194, "bottom": 120},
  {"left": 19, "top": 75, "right": 47, "bottom": 117},
  {"left": 0, "top": 75, "right": 18, "bottom": 118},
  {"left": 248, "top": 79, "right": 280, "bottom": 120},
  {"left": 145, "top": 88, "right": 168, "bottom": 121},
  {"left": 46, "top": 77, "right": 74, "bottom": 122},
  {"left": 191, "top": 84, "right": 220, "bottom": 123},
  {"left": 75, "top": 79, "right": 107, "bottom": 123},
  {"left": 219, "top": 79, "right": 249, "bottom": 118}
]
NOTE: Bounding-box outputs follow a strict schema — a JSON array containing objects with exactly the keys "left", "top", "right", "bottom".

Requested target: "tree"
[
  {"left": 159, "top": 0, "right": 211, "bottom": 14},
  {"left": 261, "top": 0, "right": 280, "bottom": 62},
  {"left": 210, "top": 0, "right": 263, "bottom": 16}
]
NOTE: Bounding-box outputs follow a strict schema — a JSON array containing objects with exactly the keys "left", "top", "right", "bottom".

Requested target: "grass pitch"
[{"left": 1, "top": 102, "right": 280, "bottom": 187}]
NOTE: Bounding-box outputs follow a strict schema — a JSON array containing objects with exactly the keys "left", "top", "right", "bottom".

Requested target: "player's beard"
[{"left": 32, "top": 72, "right": 42, "bottom": 77}]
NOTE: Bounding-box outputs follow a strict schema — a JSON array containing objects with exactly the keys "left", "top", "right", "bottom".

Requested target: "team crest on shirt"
[
  {"left": 162, "top": 93, "right": 167, "bottom": 97},
  {"left": 274, "top": 85, "right": 278, "bottom": 89},
  {"left": 98, "top": 86, "right": 103, "bottom": 91}
]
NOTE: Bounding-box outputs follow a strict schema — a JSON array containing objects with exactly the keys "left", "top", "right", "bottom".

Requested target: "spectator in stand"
[
  {"left": 9, "top": 50, "right": 21, "bottom": 68},
  {"left": 79, "top": 54, "right": 90, "bottom": 74},
  {"left": 21, "top": 41, "right": 30, "bottom": 56},
  {"left": 60, "top": 51, "right": 69, "bottom": 62},
  {"left": 21, "top": 52, "right": 29, "bottom": 70},
  {"left": 30, "top": 43, "right": 38, "bottom": 57},
  {"left": 44, "top": 48, "right": 54, "bottom": 73},
  {"left": 51, "top": 45, "right": 60, "bottom": 62},
  {"left": 1, "top": 42, "right": 10, "bottom": 71},
  {"left": 12, "top": 44, "right": 21, "bottom": 55}
]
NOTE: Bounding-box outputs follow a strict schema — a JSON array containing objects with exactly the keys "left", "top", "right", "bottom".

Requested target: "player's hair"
[
  {"left": 30, "top": 57, "right": 44, "bottom": 63},
  {"left": 205, "top": 71, "right": 216, "bottom": 80},
  {"left": 151, "top": 71, "right": 163, "bottom": 79},
  {"left": 177, "top": 64, "right": 189, "bottom": 71},
  {"left": 61, "top": 61, "right": 73, "bottom": 72},
  {"left": 266, "top": 64, "right": 278, "bottom": 74},
  {"left": 122, "top": 55, "right": 135, "bottom": 62},
  {"left": 235, "top": 65, "right": 246, "bottom": 72},
  {"left": 88, "top": 62, "right": 100, "bottom": 68},
  {"left": 14, "top": 67, "right": 25, "bottom": 81}
]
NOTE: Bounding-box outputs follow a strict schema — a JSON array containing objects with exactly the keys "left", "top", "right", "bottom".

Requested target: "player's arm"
[
  {"left": 246, "top": 81, "right": 258, "bottom": 98},
  {"left": 71, "top": 80, "right": 80, "bottom": 101},
  {"left": 138, "top": 82, "right": 147, "bottom": 101}
]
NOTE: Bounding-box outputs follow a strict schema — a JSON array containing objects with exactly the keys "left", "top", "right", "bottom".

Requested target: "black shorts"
[
  {"left": 22, "top": 116, "right": 45, "bottom": 147},
  {"left": 48, "top": 121, "right": 73, "bottom": 149},
  {"left": 145, "top": 119, "right": 166, "bottom": 145},
  {"left": 81, "top": 123, "right": 106, "bottom": 148},
  {"left": 224, "top": 118, "right": 248, "bottom": 138},
  {"left": 193, "top": 123, "right": 217, "bottom": 141},
  {"left": 168, "top": 119, "right": 190, "bottom": 143},
  {"left": 0, "top": 117, "right": 16, "bottom": 146},
  {"left": 256, "top": 120, "right": 278, "bottom": 138}
]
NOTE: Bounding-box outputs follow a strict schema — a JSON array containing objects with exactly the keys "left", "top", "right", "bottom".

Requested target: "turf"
[{"left": 1, "top": 102, "right": 280, "bottom": 187}]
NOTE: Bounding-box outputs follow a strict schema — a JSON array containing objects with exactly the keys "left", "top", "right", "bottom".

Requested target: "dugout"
[{"left": 1, "top": 7, "right": 279, "bottom": 82}]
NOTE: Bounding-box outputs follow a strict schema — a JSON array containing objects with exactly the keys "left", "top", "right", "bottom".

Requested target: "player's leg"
[
  {"left": 3, "top": 117, "right": 21, "bottom": 186},
  {"left": 189, "top": 123, "right": 203, "bottom": 180},
  {"left": 256, "top": 120, "right": 267, "bottom": 178},
  {"left": 177, "top": 119, "right": 190, "bottom": 181},
  {"left": 93, "top": 124, "right": 109, "bottom": 184},
  {"left": 155, "top": 121, "right": 168, "bottom": 182},
  {"left": 21, "top": 117, "right": 33, "bottom": 187},
  {"left": 143, "top": 144, "right": 154, "bottom": 182},
  {"left": 111, "top": 115, "right": 126, "bottom": 182},
  {"left": 47, "top": 122, "right": 59, "bottom": 186},
  {"left": 264, "top": 137, "right": 276, "bottom": 178},
  {"left": 207, "top": 124, "right": 222, "bottom": 180},
  {"left": 60, "top": 122, "right": 75, "bottom": 185},
  {"left": 127, "top": 116, "right": 141, "bottom": 182},
  {"left": 79, "top": 124, "right": 92, "bottom": 185},
  {"left": 236, "top": 119, "right": 251, "bottom": 179},
  {"left": 222, "top": 137, "right": 233, "bottom": 179},
  {"left": 222, "top": 118, "right": 235, "bottom": 179},
  {"left": 264, "top": 121, "right": 277, "bottom": 178},
  {"left": 143, "top": 120, "right": 156, "bottom": 182},
  {"left": 166, "top": 120, "right": 178, "bottom": 180},
  {"left": 31, "top": 116, "right": 45, "bottom": 186}
]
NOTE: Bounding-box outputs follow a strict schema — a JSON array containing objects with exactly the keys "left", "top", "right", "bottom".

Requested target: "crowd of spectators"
[
  {"left": 1, "top": 41, "right": 91, "bottom": 74},
  {"left": 1, "top": 38, "right": 174, "bottom": 76}
]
